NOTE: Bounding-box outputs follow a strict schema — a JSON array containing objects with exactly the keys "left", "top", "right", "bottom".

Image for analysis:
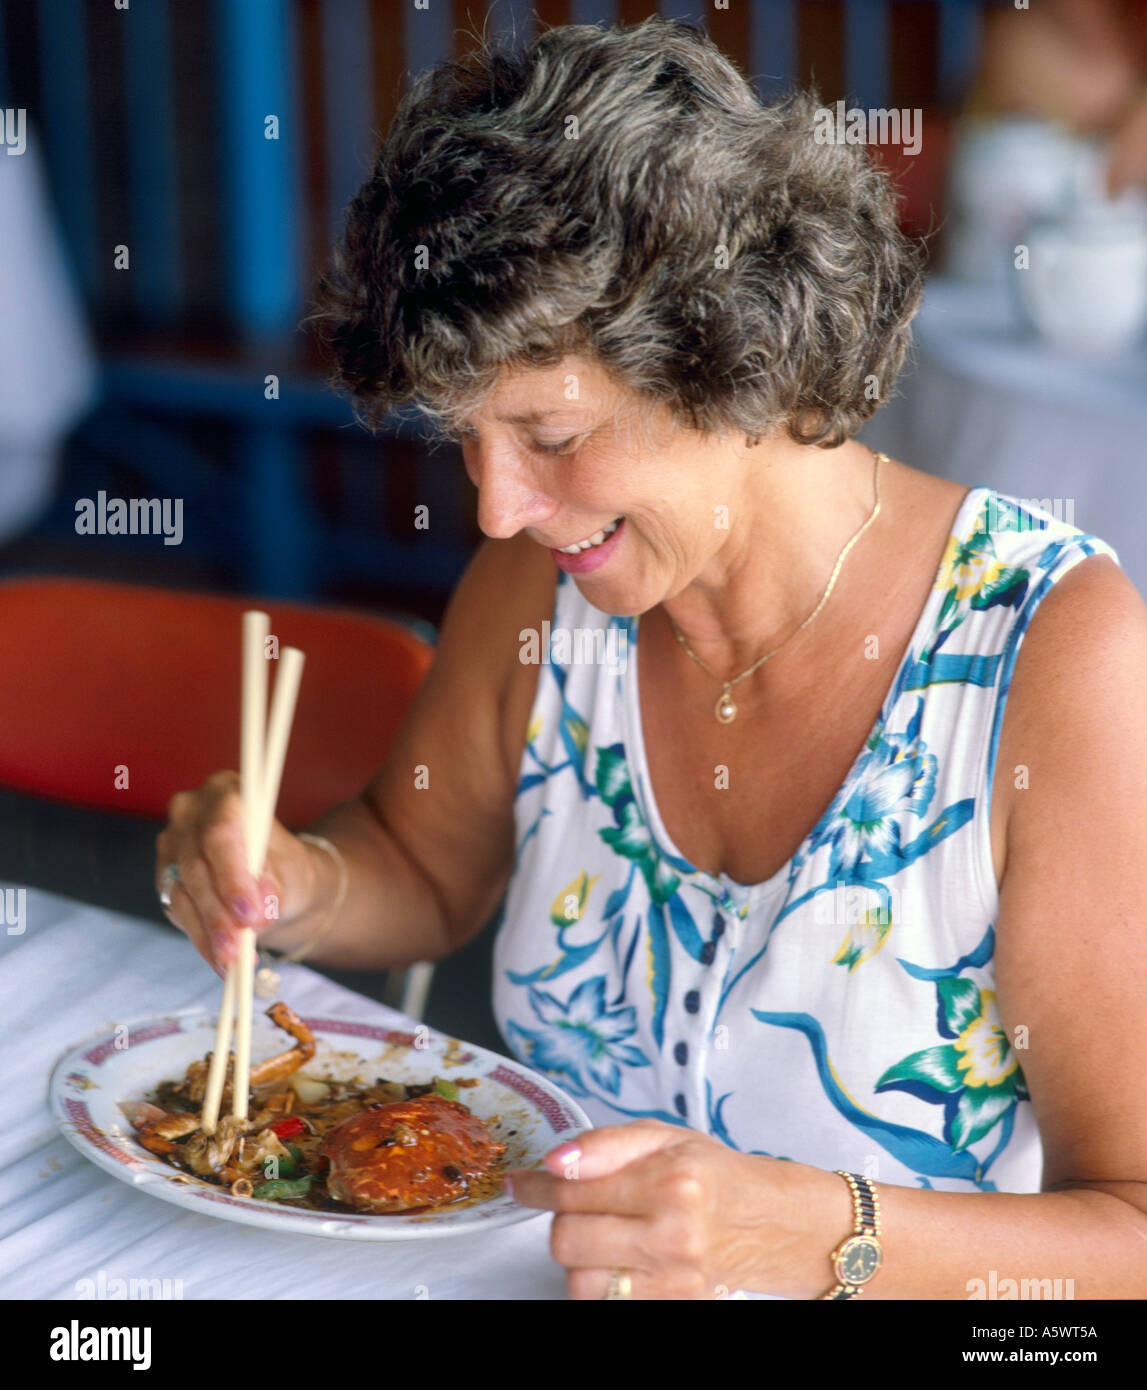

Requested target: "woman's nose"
[{"left": 466, "top": 444, "right": 557, "bottom": 539}]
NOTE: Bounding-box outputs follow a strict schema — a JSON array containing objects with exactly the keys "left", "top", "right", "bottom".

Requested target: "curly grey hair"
[{"left": 304, "top": 15, "right": 924, "bottom": 450}]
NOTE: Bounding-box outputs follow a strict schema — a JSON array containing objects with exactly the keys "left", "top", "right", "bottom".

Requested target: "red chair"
[
  {"left": 0, "top": 577, "right": 437, "bottom": 1014},
  {"left": 874, "top": 106, "right": 957, "bottom": 245},
  {"left": 0, "top": 577, "right": 433, "bottom": 822}
]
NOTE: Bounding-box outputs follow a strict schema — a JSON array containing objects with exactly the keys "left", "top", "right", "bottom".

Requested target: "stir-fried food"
[{"left": 120, "top": 1003, "right": 506, "bottom": 1212}]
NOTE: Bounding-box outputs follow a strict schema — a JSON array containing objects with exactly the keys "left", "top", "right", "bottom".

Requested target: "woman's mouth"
[{"left": 548, "top": 518, "right": 625, "bottom": 574}]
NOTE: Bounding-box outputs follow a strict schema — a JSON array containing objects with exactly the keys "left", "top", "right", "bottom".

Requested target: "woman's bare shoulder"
[
  {"left": 996, "top": 551, "right": 1147, "bottom": 849},
  {"left": 1008, "top": 551, "right": 1141, "bottom": 712}
]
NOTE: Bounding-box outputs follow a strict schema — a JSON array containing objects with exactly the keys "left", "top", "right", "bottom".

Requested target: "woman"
[
  {"left": 944, "top": 0, "right": 1147, "bottom": 285},
  {"left": 968, "top": 0, "right": 1147, "bottom": 197},
  {"left": 156, "top": 18, "right": 1147, "bottom": 1299}
]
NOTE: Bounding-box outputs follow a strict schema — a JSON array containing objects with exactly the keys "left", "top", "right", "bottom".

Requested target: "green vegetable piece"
[
  {"left": 433, "top": 1077, "right": 459, "bottom": 1100},
  {"left": 252, "top": 1174, "right": 314, "bottom": 1201},
  {"left": 273, "top": 1142, "right": 305, "bottom": 1180}
]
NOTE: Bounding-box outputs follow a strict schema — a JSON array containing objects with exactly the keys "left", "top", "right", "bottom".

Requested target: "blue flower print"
[{"left": 505, "top": 975, "right": 651, "bottom": 1096}]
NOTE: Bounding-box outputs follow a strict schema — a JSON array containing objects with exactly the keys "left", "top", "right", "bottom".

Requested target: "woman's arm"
[{"left": 255, "top": 531, "right": 553, "bottom": 970}]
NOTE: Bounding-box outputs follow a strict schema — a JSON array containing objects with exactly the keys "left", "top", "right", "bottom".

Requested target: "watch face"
[{"left": 839, "top": 1236, "right": 881, "bottom": 1284}]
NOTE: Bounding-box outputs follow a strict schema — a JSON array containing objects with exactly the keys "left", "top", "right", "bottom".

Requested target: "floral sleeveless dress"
[{"left": 491, "top": 488, "right": 1119, "bottom": 1196}]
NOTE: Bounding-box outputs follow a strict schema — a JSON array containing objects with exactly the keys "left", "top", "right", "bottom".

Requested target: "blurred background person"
[{"left": 944, "top": 0, "right": 1147, "bottom": 285}]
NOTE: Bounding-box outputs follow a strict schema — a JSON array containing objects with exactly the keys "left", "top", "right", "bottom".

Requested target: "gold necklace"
[{"left": 667, "top": 449, "right": 884, "bottom": 724}]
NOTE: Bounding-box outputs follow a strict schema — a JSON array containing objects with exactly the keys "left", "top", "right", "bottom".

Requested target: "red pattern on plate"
[
  {"left": 303, "top": 1018, "right": 420, "bottom": 1048},
  {"left": 82, "top": 1019, "right": 184, "bottom": 1067},
  {"left": 64, "top": 1098, "right": 142, "bottom": 1169},
  {"left": 487, "top": 1065, "right": 575, "bottom": 1133},
  {"left": 189, "top": 1188, "right": 372, "bottom": 1222}
]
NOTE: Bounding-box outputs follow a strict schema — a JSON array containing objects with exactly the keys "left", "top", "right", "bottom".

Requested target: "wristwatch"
[{"left": 818, "top": 1170, "right": 883, "bottom": 1300}]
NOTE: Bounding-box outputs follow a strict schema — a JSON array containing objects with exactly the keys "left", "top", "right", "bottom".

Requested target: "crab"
[{"left": 320, "top": 1092, "right": 505, "bottom": 1212}]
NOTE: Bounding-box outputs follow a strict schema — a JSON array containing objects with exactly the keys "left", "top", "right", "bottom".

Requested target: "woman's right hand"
[{"left": 155, "top": 770, "right": 320, "bottom": 974}]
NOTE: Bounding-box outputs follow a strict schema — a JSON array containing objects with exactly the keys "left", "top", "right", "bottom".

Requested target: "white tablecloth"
[
  {"left": 0, "top": 885, "right": 567, "bottom": 1300},
  {"left": 859, "top": 276, "right": 1147, "bottom": 599}
]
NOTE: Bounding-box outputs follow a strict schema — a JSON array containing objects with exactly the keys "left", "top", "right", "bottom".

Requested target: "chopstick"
[
  {"left": 233, "top": 610, "right": 273, "bottom": 1126},
  {"left": 201, "top": 612, "right": 305, "bottom": 1135},
  {"left": 234, "top": 640, "right": 304, "bottom": 1118}
]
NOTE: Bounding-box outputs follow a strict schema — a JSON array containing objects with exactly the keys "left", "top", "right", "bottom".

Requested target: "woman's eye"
[{"left": 455, "top": 430, "right": 577, "bottom": 456}]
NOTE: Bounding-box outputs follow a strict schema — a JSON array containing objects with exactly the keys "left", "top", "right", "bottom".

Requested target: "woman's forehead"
[{"left": 469, "top": 359, "right": 621, "bottom": 417}]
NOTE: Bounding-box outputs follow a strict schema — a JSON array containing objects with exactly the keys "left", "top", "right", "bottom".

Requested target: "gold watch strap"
[{"left": 818, "top": 1170, "right": 882, "bottom": 1301}]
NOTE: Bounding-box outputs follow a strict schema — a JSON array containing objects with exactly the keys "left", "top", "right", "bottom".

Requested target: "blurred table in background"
[{"left": 860, "top": 276, "right": 1147, "bottom": 599}]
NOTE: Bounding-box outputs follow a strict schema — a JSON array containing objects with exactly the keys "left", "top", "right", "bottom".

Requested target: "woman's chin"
[{"left": 569, "top": 570, "right": 658, "bottom": 621}]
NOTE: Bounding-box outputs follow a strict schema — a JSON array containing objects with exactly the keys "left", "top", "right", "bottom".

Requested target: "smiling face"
[{"left": 458, "top": 355, "right": 759, "bottom": 617}]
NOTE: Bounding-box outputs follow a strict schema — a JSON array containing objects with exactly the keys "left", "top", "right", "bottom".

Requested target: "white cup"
[
  {"left": 1019, "top": 207, "right": 1147, "bottom": 355},
  {"left": 945, "top": 117, "right": 1087, "bottom": 286}
]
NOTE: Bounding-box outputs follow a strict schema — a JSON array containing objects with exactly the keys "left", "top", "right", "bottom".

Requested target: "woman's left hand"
[{"left": 505, "top": 1119, "right": 810, "bottom": 1300}]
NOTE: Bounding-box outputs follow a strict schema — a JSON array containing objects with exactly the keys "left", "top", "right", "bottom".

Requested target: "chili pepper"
[{"left": 268, "top": 1116, "right": 306, "bottom": 1140}]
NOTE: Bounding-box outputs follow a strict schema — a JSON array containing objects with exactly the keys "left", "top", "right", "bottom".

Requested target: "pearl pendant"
[{"left": 715, "top": 688, "right": 737, "bottom": 723}]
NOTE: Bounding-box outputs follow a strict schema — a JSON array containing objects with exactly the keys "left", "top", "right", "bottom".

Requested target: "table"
[
  {"left": 858, "top": 275, "right": 1147, "bottom": 600},
  {"left": 0, "top": 885, "right": 568, "bottom": 1301}
]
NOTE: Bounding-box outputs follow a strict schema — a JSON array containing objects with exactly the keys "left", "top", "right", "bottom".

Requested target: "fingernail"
[
  {"left": 230, "top": 896, "right": 255, "bottom": 924},
  {"left": 554, "top": 1144, "right": 581, "bottom": 1165},
  {"left": 503, "top": 1176, "right": 514, "bottom": 1200},
  {"left": 214, "top": 930, "right": 234, "bottom": 964}
]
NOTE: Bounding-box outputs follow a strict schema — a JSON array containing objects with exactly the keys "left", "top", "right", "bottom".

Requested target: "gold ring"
[{"left": 604, "top": 1268, "right": 633, "bottom": 1300}]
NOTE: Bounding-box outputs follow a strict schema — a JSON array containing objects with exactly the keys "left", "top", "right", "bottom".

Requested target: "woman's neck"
[{"left": 657, "top": 439, "right": 888, "bottom": 681}]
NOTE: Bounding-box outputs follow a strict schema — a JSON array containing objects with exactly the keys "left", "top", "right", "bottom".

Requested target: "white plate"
[{"left": 50, "top": 1009, "right": 592, "bottom": 1240}]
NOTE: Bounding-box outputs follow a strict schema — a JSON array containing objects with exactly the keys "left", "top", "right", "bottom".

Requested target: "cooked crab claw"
[
  {"left": 248, "top": 1001, "right": 315, "bottom": 1087},
  {"left": 182, "top": 1003, "right": 314, "bottom": 1110},
  {"left": 119, "top": 1101, "right": 168, "bottom": 1129},
  {"left": 121, "top": 1103, "right": 202, "bottom": 1157}
]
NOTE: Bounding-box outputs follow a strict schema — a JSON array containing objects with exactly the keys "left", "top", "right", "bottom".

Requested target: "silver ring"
[{"left": 158, "top": 862, "right": 181, "bottom": 909}]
